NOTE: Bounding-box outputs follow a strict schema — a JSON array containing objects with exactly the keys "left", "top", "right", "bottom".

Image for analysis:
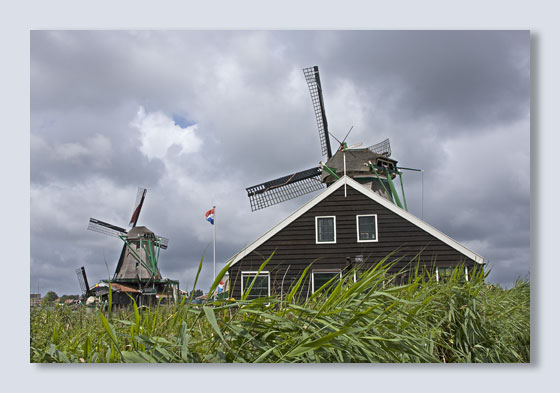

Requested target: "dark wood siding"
[{"left": 229, "top": 186, "right": 479, "bottom": 299}]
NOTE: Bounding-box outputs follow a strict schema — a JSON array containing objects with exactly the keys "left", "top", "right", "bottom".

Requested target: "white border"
[
  {"left": 240, "top": 271, "right": 270, "bottom": 298},
  {"left": 227, "top": 176, "right": 484, "bottom": 266},
  {"left": 356, "top": 214, "right": 379, "bottom": 243},
  {"left": 311, "top": 269, "right": 342, "bottom": 293},
  {"left": 315, "top": 215, "right": 336, "bottom": 244},
  {"left": 13, "top": 7, "right": 545, "bottom": 391}
]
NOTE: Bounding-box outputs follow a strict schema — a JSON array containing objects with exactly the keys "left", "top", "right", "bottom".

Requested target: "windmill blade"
[
  {"left": 341, "top": 126, "right": 354, "bottom": 144},
  {"left": 367, "top": 138, "right": 392, "bottom": 157},
  {"left": 129, "top": 187, "right": 147, "bottom": 227},
  {"left": 246, "top": 166, "right": 325, "bottom": 211},
  {"left": 155, "top": 235, "right": 169, "bottom": 250},
  {"left": 87, "top": 218, "right": 128, "bottom": 238},
  {"left": 75, "top": 266, "right": 91, "bottom": 297},
  {"left": 303, "top": 66, "right": 333, "bottom": 159}
]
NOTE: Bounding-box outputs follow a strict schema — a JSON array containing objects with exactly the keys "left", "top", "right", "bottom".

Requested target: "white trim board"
[
  {"left": 227, "top": 176, "right": 484, "bottom": 267},
  {"left": 315, "top": 215, "right": 336, "bottom": 244},
  {"left": 240, "top": 271, "right": 271, "bottom": 298},
  {"left": 356, "top": 214, "right": 379, "bottom": 243},
  {"left": 311, "top": 269, "right": 343, "bottom": 294}
]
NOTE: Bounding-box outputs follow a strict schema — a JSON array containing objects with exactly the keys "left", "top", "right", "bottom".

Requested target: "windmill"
[
  {"left": 246, "top": 66, "right": 410, "bottom": 212},
  {"left": 87, "top": 187, "right": 177, "bottom": 305}
]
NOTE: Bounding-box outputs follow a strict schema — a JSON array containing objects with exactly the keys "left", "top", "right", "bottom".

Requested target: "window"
[
  {"left": 436, "top": 267, "right": 469, "bottom": 283},
  {"left": 312, "top": 270, "right": 342, "bottom": 293},
  {"left": 315, "top": 216, "right": 336, "bottom": 244},
  {"left": 356, "top": 214, "right": 378, "bottom": 242},
  {"left": 436, "top": 267, "right": 453, "bottom": 283},
  {"left": 241, "top": 271, "right": 270, "bottom": 300}
]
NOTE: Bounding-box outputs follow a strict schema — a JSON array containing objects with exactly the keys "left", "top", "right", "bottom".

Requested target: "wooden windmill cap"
[
  {"left": 321, "top": 148, "right": 398, "bottom": 183},
  {"left": 126, "top": 226, "right": 155, "bottom": 239}
]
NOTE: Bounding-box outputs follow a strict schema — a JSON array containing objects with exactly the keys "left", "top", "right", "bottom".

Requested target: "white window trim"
[
  {"left": 315, "top": 216, "right": 336, "bottom": 244},
  {"left": 435, "top": 267, "right": 469, "bottom": 282},
  {"left": 356, "top": 214, "right": 379, "bottom": 243},
  {"left": 241, "top": 271, "right": 270, "bottom": 298},
  {"left": 311, "top": 269, "right": 342, "bottom": 293}
]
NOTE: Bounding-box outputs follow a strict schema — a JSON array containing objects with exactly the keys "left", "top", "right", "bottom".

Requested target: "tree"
[
  {"left": 44, "top": 291, "right": 58, "bottom": 302},
  {"left": 189, "top": 289, "right": 203, "bottom": 298},
  {"left": 41, "top": 291, "right": 59, "bottom": 306}
]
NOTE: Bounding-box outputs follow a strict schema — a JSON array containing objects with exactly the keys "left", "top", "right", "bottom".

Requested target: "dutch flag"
[{"left": 205, "top": 208, "right": 215, "bottom": 225}]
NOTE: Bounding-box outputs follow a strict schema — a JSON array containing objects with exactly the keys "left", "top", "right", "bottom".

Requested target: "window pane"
[
  {"left": 313, "top": 272, "right": 340, "bottom": 292},
  {"left": 438, "top": 267, "right": 453, "bottom": 283},
  {"left": 242, "top": 275, "right": 269, "bottom": 299},
  {"left": 317, "top": 217, "right": 334, "bottom": 242},
  {"left": 358, "top": 216, "right": 376, "bottom": 241}
]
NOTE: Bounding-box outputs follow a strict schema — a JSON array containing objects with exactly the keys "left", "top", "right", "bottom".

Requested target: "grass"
[{"left": 30, "top": 258, "right": 530, "bottom": 363}]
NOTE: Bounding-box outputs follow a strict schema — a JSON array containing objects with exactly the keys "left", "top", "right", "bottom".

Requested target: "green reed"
[{"left": 30, "top": 257, "right": 529, "bottom": 363}]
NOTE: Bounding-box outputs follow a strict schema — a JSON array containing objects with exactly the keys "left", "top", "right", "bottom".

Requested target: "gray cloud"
[{"left": 30, "top": 30, "right": 529, "bottom": 295}]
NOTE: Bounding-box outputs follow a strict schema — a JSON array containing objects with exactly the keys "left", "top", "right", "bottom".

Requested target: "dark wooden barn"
[{"left": 227, "top": 176, "right": 484, "bottom": 300}]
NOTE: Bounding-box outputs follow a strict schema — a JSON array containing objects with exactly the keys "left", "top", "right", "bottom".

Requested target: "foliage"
[
  {"left": 59, "top": 295, "right": 80, "bottom": 303},
  {"left": 30, "top": 258, "right": 529, "bottom": 363},
  {"left": 43, "top": 291, "right": 58, "bottom": 303},
  {"left": 41, "top": 291, "right": 59, "bottom": 306},
  {"left": 189, "top": 289, "right": 203, "bottom": 298}
]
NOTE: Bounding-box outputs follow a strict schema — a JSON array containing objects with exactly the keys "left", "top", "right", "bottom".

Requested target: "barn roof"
[
  {"left": 227, "top": 175, "right": 484, "bottom": 267},
  {"left": 107, "top": 283, "right": 140, "bottom": 293}
]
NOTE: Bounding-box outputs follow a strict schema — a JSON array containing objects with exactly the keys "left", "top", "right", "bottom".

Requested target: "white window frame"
[
  {"left": 240, "top": 271, "right": 270, "bottom": 298},
  {"left": 315, "top": 216, "right": 336, "bottom": 244},
  {"left": 356, "top": 214, "right": 378, "bottom": 243},
  {"left": 435, "top": 267, "right": 469, "bottom": 282},
  {"left": 311, "top": 269, "right": 342, "bottom": 293}
]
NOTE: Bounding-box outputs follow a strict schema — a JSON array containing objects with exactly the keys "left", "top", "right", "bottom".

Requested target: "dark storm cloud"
[
  {"left": 30, "top": 30, "right": 529, "bottom": 294},
  {"left": 294, "top": 30, "right": 529, "bottom": 131}
]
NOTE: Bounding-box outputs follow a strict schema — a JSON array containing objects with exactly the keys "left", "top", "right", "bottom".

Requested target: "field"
[{"left": 30, "top": 258, "right": 530, "bottom": 363}]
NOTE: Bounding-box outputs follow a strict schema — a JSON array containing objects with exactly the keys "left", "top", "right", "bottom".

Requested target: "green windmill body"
[{"left": 115, "top": 226, "right": 164, "bottom": 282}]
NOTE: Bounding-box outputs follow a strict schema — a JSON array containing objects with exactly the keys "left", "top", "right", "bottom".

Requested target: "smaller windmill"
[{"left": 87, "top": 187, "right": 178, "bottom": 305}]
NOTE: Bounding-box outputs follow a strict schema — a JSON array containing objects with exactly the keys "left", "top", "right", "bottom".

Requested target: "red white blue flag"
[{"left": 205, "top": 208, "right": 215, "bottom": 225}]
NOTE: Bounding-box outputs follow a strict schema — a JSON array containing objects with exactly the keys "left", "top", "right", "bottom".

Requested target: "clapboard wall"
[{"left": 229, "top": 185, "right": 479, "bottom": 299}]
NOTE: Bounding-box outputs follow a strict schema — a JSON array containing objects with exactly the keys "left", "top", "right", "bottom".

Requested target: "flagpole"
[{"left": 213, "top": 205, "right": 216, "bottom": 282}]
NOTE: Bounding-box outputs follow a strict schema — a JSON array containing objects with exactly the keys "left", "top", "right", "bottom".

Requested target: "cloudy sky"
[{"left": 30, "top": 30, "right": 529, "bottom": 295}]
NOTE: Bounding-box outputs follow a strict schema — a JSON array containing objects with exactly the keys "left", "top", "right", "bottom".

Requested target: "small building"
[
  {"left": 94, "top": 280, "right": 179, "bottom": 307},
  {"left": 30, "top": 293, "right": 41, "bottom": 307},
  {"left": 227, "top": 176, "right": 484, "bottom": 299}
]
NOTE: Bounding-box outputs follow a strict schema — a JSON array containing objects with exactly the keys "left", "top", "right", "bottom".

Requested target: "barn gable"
[{"left": 227, "top": 176, "right": 484, "bottom": 299}]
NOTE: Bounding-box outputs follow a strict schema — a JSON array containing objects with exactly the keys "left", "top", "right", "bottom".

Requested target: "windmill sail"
[
  {"left": 129, "top": 187, "right": 147, "bottom": 226},
  {"left": 244, "top": 68, "right": 401, "bottom": 212},
  {"left": 367, "top": 138, "right": 391, "bottom": 157},
  {"left": 157, "top": 236, "right": 169, "bottom": 249},
  {"left": 87, "top": 218, "right": 128, "bottom": 238},
  {"left": 75, "top": 266, "right": 91, "bottom": 297},
  {"left": 246, "top": 167, "right": 324, "bottom": 211},
  {"left": 88, "top": 218, "right": 168, "bottom": 249},
  {"left": 304, "top": 66, "right": 333, "bottom": 159}
]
